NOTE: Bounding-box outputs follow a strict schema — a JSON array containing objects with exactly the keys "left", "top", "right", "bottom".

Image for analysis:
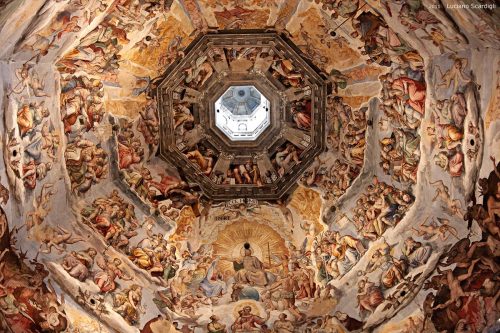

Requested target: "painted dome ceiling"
[{"left": 0, "top": 1, "right": 499, "bottom": 333}]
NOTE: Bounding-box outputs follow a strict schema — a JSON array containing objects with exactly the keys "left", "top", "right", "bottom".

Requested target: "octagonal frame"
[{"left": 156, "top": 30, "right": 329, "bottom": 201}]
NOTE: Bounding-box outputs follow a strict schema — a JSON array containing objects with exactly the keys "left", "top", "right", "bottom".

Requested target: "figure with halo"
[{"left": 223, "top": 243, "right": 274, "bottom": 287}]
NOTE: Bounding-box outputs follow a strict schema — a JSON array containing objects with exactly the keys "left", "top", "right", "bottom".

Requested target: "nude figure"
[
  {"left": 39, "top": 226, "right": 86, "bottom": 254},
  {"left": 266, "top": 274, "right": 304, "bottom": 320},
  {"left": 465, "top": 204, "right": 500, "bottom": 239},
  {"left": 185, "top": 56, "right": 213, "bottom": 88},
  {"left": 185, "top": 149, "right": 215, "bottom": 175},
  {"left": 487, "top": 156, "right": 500, "bottom": 223},
  {"left": 430, "top": 179, "right": 463, "bottom": 217},
  {"left": 452, "top": 238, "right": 499, "bottom": 273},
  {"left": 8, "top": 64, "right": 48, "bottom": 98},
  {"left": 421, "top": 293, "right": 435, "bottom": 331},
  {"left": 275, "top": 144, "right": 301, "bottom": 176},
  {"left": 433, "top": 259, "right": 480, "bottom": 310},
  {"left": 0, "top": 177, "right": 9, "bottom": 206},
  {"left": 412, "top": 217, "right": 458, "bottom": 241},
  {"left": 436, "top": 58, "right": 470, "bottom": 92},
  {"left": 26, "top": 183, "right": 56, "bottom": 230}
]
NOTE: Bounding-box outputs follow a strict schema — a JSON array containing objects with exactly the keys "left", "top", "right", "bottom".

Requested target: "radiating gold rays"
[{"left": 212, "top": 220, "right": 288, "bottom": 273}]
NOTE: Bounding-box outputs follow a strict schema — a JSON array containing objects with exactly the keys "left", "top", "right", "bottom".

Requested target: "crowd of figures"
[
  {"left": 222, "top": 160, "right": 264, "bottom": 186},
  {"left": 120, "top": 163, "right": 199, "bottom": 220},
  {"left": 347, "top": 235, "right": 433, "bottom": 321},
  {"left": 313, "top": 178, "right": 415, "bottom": 280},
  {"left": 112, "top": 97, "right": 200, "bottom": 224},
  {"left": 55, "top": 1, "right": 172, "bottom": 81},
  {"left": 151, "top": 236, "right": 344, "bottom": 332},
  {"left": 0, "top": 0, "right": 497, "bottom": 332},
  {"left": 351, "top": 179, "right": 414, "bottom": 241},
  {"left": 170, "top": 45, "right": 315, "bottom": 186},
  {"left": 48, "top": 8, "right": 189, "bottom": 323},
  {"left": 2, "top": 62, "right": 58, "bottom": 198},
  {"left": 116, "top": 98, "right": 161, "bottom": 170},
  {"left": 300, "top": 95, "right": 367, "bottom": 203},
  {"left": 61, "top": 189, "right": 175, "bottom": 325},
  {"left": 59, "top": 74, "right": 109, "bottom": 195},
  {"left": 0, "top": 208, "right": 68, "bottom": 332},
  {"left": 422, "top": 158, "right": 500, "bottom": 332},
  {"left": 34, "top": 176, "right": 433, "bottom": 333},
  {"left": 16, "top": 101, "right": 57, "bottom": 190},
  {"left": 55, "top": 187, "right": 360, "bottom": 331},
  {"left": 430, "top": 55, "right": 474, "bottom": 177},
  {"left": 351, "top": 11, "right": 426, "bottom": 185}
]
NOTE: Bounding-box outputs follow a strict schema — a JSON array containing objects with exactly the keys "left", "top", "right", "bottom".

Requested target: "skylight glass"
[{"left": 214, "top": 85, "right": 270, "bottom": 141}]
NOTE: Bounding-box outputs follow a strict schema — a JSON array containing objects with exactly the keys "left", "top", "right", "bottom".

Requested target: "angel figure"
[
  {"left": 473, "top": 23, "right": 498, "bottom": 43},
  {"left": 430, "top": 179, "right": 464, "bottom": 217},
  {"left": 113, "top": 284, "right": 145, "bottom": 325},
  {"left": 41, "top": 122, "right": 60, "bottom": 161},
  {"left": 8, "top": 63, "right": 45, "bottom": 97},
  {"left": 199, "top": 257, "right": 227, "bottom": 298},
  {"left": 94, "top": 255, "right": 132, "bottom": 293},
  {"left": 133, "top": 36, "right": 154, "bottom": 53},
  {"left": 299, "top": 219, "right": 317, "bottom": 236},
  {"left": 15, "top": 34, "right": 59, "bottom": 63},
  {"left": 159, "top": 35, "right": 184, "bottom": 68},
  {"left": 26, "top": 183, "right": 56, "bottom": 230},
  {"left": 412, "top": 217, "right": 459, "bottom": 241},
  {"left": 198, "top": 200, "right": 224, "bottom": 230},
  {"left": 39, "top": 226, "right": 86, "bottom": 254},
  {"left": 422, "top": 27, "right": 460, "bottom": 54},
  {"left": 289, "top": 238, "right": 310, "bottom": 267},
  {"left": 184, "top": 55, "right": 213, "bottom": 88},
  {"left": 220, "top": 201, "right": 260, "bottom": 220},
  {"left": 264, "top": 198, "right": 295, "bottom": 232},
  {"left": 436, "top": 56, "right": 471, "bottom": 92}
]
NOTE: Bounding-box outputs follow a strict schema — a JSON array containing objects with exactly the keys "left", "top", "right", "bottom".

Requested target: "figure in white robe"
[{"left": 200, "top": 258, "right": 227, "bottom": 297}]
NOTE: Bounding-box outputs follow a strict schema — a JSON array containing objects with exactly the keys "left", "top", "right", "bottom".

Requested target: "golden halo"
[
  {"left": 232, "top": 300, "right": 261, "bottom": 318},
  {"left": 239, "top": 244, "right": 254, "bottom": 257}
]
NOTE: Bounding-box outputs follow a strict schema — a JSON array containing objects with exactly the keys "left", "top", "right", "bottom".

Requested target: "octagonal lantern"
[
  {"left": 215, "top": 85, "right": 271, "bottom": 141},
  {"left": 156, "top": 31, "right": 330, "bottom": 201}
]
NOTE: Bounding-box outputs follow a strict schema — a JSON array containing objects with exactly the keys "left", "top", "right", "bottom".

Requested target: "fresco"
[{"left": 0, "top": 0, "right": 498, "bottom": 332}]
